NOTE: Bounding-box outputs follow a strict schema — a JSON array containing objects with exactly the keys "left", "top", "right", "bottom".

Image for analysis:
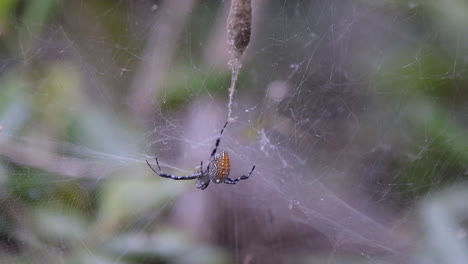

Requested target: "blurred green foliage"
[
  {"left": 161, "top": 67, "right": 233, "bottom": 111},
  {"left": 0, "top": 1, "right": 231, "bottom": 263}
]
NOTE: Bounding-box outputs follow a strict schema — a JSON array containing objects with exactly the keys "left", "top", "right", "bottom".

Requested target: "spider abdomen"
[{"left": 210, "top": 151, "right": 231, "bottom": 183}]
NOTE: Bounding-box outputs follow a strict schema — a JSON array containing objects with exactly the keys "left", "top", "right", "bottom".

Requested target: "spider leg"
[
  {"left": 209, "top": 121, "right": 228, "bottom": 161},
  {"left": 146, "top": 158, "right": 201, "bottom": 180},
  {"left": 224, "top": 165, "right": 255, "bottom": 184},
  {"left": 207, "top": 122, "right": 228, "bottom": 173}
]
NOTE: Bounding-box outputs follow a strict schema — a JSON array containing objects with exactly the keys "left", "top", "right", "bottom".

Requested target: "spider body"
[
  {"left": 210, "top": 151, "right": 231, "bottom": 183},
  {"left": 146, "top": 122, "right": 255, "bottom": 190}
]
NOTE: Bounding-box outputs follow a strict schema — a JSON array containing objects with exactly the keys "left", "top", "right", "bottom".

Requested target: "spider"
[{"left": 146, "top": 122, "right": 255, "bottom": 190}]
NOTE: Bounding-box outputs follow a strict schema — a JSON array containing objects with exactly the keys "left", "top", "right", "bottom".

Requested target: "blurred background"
[{"left": 0, "top": 0, "right": 467, "bottom": 263}]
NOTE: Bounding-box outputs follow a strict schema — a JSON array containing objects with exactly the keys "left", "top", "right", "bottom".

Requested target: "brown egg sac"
[{"left": 227, "top": 0, "right": 252, "bottom": 59}]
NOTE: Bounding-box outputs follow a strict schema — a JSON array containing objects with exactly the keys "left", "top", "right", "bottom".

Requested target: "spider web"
[{"left": 0, "top": 0, "right": 468, "bottom": 263}]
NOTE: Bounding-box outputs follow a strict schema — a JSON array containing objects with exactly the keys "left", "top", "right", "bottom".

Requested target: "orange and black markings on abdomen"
[{"left": 210, "top": 151, "right": 231, "bottom": 183}]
